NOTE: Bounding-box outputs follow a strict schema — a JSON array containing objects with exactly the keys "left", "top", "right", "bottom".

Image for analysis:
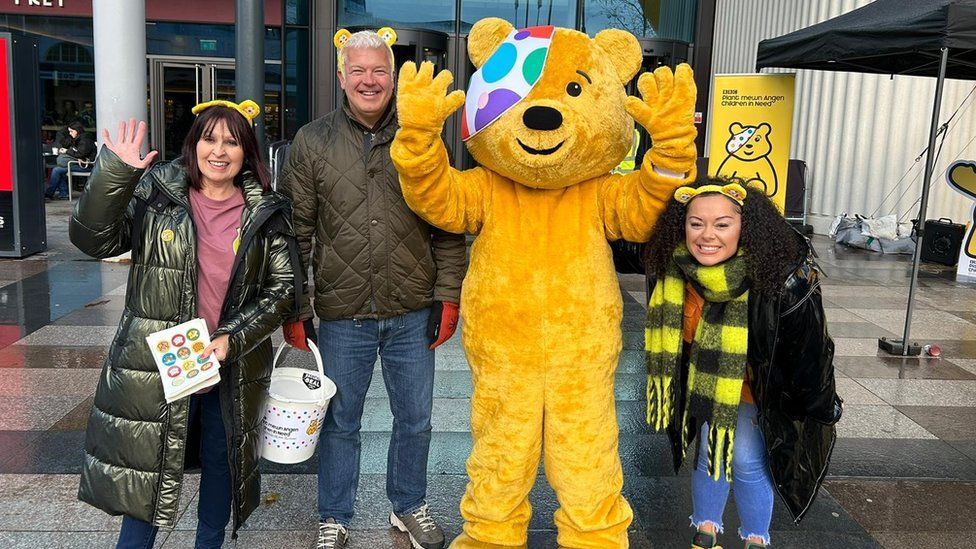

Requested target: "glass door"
[
  {"left": 211, "top": 65, "right": 282, "bottom": 144},
  {"left": 150, "top": 58, "right": 282, "bottom": 160},
  {"left": 156, "top": 62, "right": 203, "bottom": 160}
]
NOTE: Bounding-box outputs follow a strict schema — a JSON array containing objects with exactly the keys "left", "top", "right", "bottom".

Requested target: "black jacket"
[
  {"left": 67, "top": 131, "right": 96, "bottom": 162},
  {"left": 652, "top": 234, "right": 842, "bottom": 523}
]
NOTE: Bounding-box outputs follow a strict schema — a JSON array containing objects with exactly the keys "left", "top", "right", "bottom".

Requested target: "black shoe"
[
  {"left": 692, "top": 531, "right": 721, "bottom": 549},
  {"left": 390, "top": 504, "right": 445, "bottom": 549},
  {"left": 315, "top": 518, "right": 348, "bottom": 549}
]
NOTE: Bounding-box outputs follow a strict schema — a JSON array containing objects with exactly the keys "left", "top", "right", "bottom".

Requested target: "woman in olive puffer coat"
[{"left": 70, "top": 109, "right": 299, "bottom": 548}]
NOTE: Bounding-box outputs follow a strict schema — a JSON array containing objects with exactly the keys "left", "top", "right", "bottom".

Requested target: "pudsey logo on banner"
[{"left": 946, "top": 161, "right": 976, "bottom": 282}]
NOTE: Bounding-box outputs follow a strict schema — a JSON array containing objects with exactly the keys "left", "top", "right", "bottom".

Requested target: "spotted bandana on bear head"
[
  {"left": 726, "top": 125, "right": 757, "bottom": 154},
  {"left": 462, "top": 25, "right": 555, "bottom": 141}
]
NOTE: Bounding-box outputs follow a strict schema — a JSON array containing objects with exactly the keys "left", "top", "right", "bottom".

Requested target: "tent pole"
[{"left": 900, "top": 46, "right": 949, "bottom": 356}]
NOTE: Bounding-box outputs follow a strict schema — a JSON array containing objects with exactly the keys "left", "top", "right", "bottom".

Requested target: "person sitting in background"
[
  {"left": 45, "top": 120, "right": 95, "bottom": 200},
  {"left": 53, "top": 126, "right": 72, "bottom": 151},
  {"left": 58, "top": 99, "right": 77, "bottom": 125},
  {"left": 78, "top": 100, "right": 96, "bottom": 129}
]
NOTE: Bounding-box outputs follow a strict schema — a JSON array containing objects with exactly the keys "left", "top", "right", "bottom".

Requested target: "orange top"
[{"left": 682, "top": 283, "right": 753, "bottom": 404}]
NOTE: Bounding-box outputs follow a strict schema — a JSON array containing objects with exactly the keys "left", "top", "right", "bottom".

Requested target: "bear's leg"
[
  {"left": 452, "top": 358, "right": 544, "bottom": 548},
  {"left": 544, "top": 358, "right": 632, "bottom": 548}
]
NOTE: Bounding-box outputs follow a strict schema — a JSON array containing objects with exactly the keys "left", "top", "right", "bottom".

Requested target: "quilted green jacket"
[
  {"left": 279, "top": 100, "right": 467, "bottom": 320},
  {"left": 70, "top": 148, "right": 297, "bottom": 533}
]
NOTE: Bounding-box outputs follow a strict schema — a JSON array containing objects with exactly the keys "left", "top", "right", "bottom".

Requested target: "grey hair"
[{"left": 340, "top": 30, "right": 395, "bottom": 73}]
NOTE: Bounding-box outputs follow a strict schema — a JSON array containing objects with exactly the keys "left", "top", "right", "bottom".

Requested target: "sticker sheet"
[{"left": 145, "top": 318, "right": 221, "bottom": 403}]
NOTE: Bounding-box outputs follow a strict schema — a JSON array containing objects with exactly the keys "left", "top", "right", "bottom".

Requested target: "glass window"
[
  {"left": 285, "top": 0, "right": 310, "bottom": 25},
  {"left": 0, "top": 16, "right": 97, "bottom": 142},
  {"left": 146, "top": 22, "right": 282, "bottom": 60},
  {"left": 583, "top": 0, "right": 696, "bottom": 41},
  {"left": 461, "top": 0, "right": 575, "bottom": 33},
  {"left": 284, "top": 28, "right": 310, "bottom": 138},
  {"left": 337, "top": 0, "right": 456, "bottom": 33}
]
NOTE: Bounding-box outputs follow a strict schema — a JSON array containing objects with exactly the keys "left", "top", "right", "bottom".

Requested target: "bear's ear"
[
  {"left": 729, "top": 122, "right": 744, "bottom": 134},
  {"left": 594, "top": 29, "right": 642, "bottom": 84},
  {"left": 468, "top": 18, "right": 515, "bottom": 69},
  {"left": 758, "top": 122, "right": 772, "bottom": 135}
]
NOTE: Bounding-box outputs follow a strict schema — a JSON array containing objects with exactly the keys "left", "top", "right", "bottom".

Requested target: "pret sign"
[{"left": 12, "top": 1, "right": 65, "bottom": 6}]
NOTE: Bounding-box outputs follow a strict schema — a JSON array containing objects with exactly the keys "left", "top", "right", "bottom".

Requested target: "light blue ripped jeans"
[{"left": 691, "top": 402, "right": 774, "bottom": 545}]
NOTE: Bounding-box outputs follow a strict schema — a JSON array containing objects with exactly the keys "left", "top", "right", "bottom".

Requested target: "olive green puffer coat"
[
  {"left": 70, "top": 148, "right": 297, "bottom": 533},
  {"left": 280, "top": 101, "right": 467, "bottom": 321}
]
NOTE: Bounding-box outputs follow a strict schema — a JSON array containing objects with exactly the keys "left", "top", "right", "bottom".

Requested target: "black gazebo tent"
[{"left": 755, "top": 0, "right": 976, "bottom": 355}]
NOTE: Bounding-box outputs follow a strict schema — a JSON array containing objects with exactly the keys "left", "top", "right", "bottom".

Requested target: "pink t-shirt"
[{"left": 189, "top": 187, "right": 246, "bottom": 333}]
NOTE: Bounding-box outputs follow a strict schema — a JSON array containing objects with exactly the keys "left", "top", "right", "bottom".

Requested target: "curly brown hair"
[{"left": 642, "top": 176, "right": 808, "bottom": 293}]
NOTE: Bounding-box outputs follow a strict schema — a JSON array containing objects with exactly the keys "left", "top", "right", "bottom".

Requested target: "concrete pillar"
[
  {"left": 236, "top": 0, "right": 265, "bottom": 149},
  {"left": 92, "top": 0, "right": 147, "bottom": 149},
  {"left": 313, "top": 0, "right": 338, "bottom": 117}
]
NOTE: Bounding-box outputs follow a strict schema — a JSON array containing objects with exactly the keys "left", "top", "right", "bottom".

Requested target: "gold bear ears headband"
[
  {"left": 334, "top": 27, "right": 397, "bottom": 73},
  {"left": 191, "top": 99, "right": 261, "bottom": 124},
  {"left": 674, "top": 183, "right": 749, "bottom": 206}
]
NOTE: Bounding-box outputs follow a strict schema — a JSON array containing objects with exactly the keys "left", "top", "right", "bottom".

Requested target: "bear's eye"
[
  {"left": 754, "top": 136, "right": 761, "bottom": 141},
  {"left": 566, "top": 82, "right": 582, "bottom": 97}
]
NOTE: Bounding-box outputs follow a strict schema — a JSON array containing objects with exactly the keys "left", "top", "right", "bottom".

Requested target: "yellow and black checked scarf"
[{"left": 645, "top": 243, "right": 749, "bottom": 481}]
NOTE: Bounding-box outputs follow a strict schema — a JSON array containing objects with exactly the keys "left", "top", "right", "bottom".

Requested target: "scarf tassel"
[
  {"left": 706, "top": 425, "right": 736, "bottom": 483},
  {"left": 646, "top": 376, "right": 673, "bottom": 431}
]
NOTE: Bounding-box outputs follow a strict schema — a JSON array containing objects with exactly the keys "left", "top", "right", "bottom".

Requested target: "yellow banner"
[{"left": 707, "top": 74, "right": 796, "bottom": 209}]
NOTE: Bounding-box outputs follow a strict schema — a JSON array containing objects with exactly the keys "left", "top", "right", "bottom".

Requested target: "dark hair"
[
  {"left": 642, "top": 175, "right": 807, "bottom": 293},
  {"left": 180, "top": 106, "right": 271, "bottom": 192},
  {"left": 67, "top": 120, "right": 85, "bottom": 133}
]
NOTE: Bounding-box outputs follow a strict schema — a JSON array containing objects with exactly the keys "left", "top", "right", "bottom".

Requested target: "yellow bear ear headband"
[
  {"left": 334, "top": 27, "right": 397, "bottom": 74},
  {"left": 674, "top": 183, "right": 748, "bottom": 206},
  {"left": 191, "top": 99, "right": 261, "bottom": 124}
]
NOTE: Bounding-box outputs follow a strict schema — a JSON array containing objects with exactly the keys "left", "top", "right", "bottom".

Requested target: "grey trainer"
[
  {"left": 315, "top": 518, "right": 348, "bottom": 549},
  {"left": 389, "top": 504, "right": 445, "bottom": 549}
]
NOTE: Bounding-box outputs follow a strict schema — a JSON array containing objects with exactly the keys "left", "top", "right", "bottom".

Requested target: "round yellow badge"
[{"left": 161, "top": 229, "right": 175, "bottom": 242}]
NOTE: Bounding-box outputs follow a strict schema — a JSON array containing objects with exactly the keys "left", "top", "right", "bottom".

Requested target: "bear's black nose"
[{"left": 523, "top": 106, "right": 563, "bottom": 131}]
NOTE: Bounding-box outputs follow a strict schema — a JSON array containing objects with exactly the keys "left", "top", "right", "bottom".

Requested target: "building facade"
[
  {"left": 0, "top": 0, "right": 310, "bottom": 160},
  {"left": 0, "top": 0, "right": 716, "bottom": 163}
]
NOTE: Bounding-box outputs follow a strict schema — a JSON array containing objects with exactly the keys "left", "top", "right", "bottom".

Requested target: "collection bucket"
[{"left": 261, "top": 340, "right": 336, "bottom": 464}]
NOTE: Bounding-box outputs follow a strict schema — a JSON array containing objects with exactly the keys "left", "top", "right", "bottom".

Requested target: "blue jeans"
[
  {"left": 691, "top": 403, "right": 774, "bottom": 545},
  {"left": 45, "top": 164, "right": 86, "bottom": 198},
  {"left": 317, "top": 307, "right": 435, "bottom": 524},
  {"left": 116, "top": 389, "right": 232, "bottom": 549}
]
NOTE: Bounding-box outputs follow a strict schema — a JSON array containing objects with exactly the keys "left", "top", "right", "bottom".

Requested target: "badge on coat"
[{"left": 161, "top": 229, "right": 175, "bottom": 242}]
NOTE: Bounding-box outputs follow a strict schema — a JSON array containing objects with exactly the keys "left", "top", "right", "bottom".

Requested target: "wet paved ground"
[{"left": 1, "top": 199, "right": 975, "bottom": 548}]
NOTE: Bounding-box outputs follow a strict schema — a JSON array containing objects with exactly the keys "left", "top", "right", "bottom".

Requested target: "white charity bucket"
[{"left": 261, "top": 340, "right": 337, "bottom": 464}]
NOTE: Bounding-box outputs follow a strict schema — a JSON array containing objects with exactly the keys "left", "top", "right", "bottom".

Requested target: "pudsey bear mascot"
[{"left": 391, "top": 17, "right": 698, "bottom": 548}]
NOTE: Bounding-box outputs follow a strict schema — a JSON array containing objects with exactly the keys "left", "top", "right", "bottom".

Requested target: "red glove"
[
  {"left": 282, "top": 319, "right": 316, "bottom": 352},
  {"left": 427, "top": 301, "right": 459, "bottom": 350}
]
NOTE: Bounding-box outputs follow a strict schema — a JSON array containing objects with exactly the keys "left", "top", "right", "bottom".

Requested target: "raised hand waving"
[{"left": 101, "top": 118, "right": 158, "bottom": 169}]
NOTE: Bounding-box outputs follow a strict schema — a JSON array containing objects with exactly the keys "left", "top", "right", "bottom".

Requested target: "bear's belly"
[{"left": 458, "top": 227, "right": 626, "bottom": 360}]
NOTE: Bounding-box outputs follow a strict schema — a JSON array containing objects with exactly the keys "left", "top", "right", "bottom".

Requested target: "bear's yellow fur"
[{"left": 391, "top": 17, "right": 698, "bottom": 548}]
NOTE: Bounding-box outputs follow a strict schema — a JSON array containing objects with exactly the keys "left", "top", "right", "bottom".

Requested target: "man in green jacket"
[{"left": 279, "top": 29, "right": 467, "bottom": 549}]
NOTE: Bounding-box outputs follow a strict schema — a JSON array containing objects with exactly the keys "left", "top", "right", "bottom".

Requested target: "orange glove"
[
  {"left": 427, "top": 301, "right": 459, "bottom": 350},
  {"left": 282, "top": 319, "right": 316, "bottom": 352}
]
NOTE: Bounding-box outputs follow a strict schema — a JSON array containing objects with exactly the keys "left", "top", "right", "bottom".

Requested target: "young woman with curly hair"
[{"left": 642, "top": 176, "right": 843, "bottom": 549}]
